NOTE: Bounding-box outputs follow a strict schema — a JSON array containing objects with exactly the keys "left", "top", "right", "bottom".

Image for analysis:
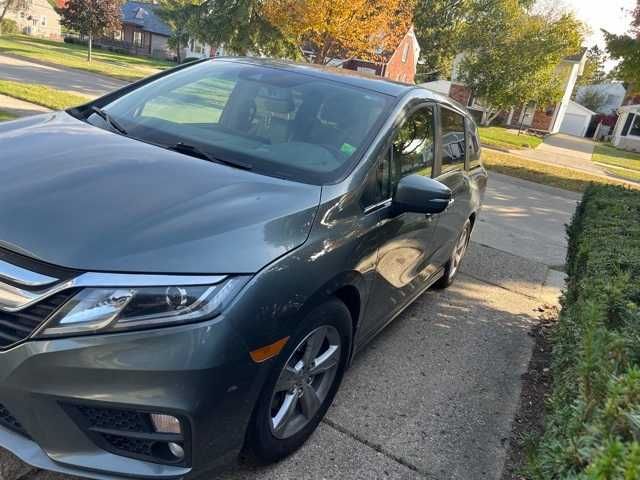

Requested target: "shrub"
[
  {"left": 0, "top": 19, "right": 18, "bottom": 35},
  {"left": 530, "top": 185, "right": 640, "bottom": 479}
]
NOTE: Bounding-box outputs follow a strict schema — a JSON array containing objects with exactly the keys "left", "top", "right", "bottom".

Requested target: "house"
[
  {"left": 576, "top": 82, "right": 627, "bottom": 115},
  {"left": 418, "top": 80, "right": 452, "bottom": 96},
  {"left": 611, "top": 104, "right": 640, "bottom": 152},
  {"left": 330, "top": 26, "right": 421, "bottom": 84},
  {"left": 449, "top": 49, "right": 589, "bottom": 135},
  {"left": 2, "top": 0, "right": 61, "bottom": 39},
  {"left": 115, "top": 1, "right": 173, "bottom": 59}
]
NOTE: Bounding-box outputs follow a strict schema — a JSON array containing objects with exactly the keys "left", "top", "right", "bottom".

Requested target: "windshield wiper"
[
  {"left": 90, "top": 106, "right": 128, "bottom": 136},
  {"left": 167, "top": 142, "right": 253, "bottom": 171}
]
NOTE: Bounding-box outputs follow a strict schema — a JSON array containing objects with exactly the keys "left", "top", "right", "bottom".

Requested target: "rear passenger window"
[
  {"left": 440, "top": 108, "right": 466, "bottom": 174},
  {"left": 392, "top": 106, "right": 435, "bottom": 180},
  {"left": 467, "top": 119, "right": 481, "bottom": 169}
]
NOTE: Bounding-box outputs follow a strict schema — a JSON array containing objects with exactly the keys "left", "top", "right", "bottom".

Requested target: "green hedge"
[
  {"left": 530, "top": 185, "right": 640, "bottom": 479},
  {"left": 0, "top": 19, "right": 18, "bottom": 35}
]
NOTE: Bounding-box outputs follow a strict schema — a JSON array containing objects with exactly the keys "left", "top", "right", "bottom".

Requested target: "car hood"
[{"left": 0, "top": 112, "right": 322, "bottom": 274}]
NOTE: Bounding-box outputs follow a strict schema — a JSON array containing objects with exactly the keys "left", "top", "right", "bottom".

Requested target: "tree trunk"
[
  {"left": 482, "top": 109, "right": 501, "bottom": 126},
  {"left": 176, "top": 39, "right": 181, "bottom": 63}
]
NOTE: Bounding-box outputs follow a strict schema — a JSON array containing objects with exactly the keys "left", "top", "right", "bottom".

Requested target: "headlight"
[{"left": 36, "top": 276, "right": 249, "bottom": 337}]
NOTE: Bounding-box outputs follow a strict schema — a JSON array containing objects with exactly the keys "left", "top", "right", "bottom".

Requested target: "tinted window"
[
  {"left": 467, "top": 119, "right": 481, "bottom": 169},
  {"left": 393, "top": 107, "right": 435, "bottom": 181},
  {"left": 440, "top": 108, "right": 466, "bottom": 173},
  {"left": 95, "top": 61, "right": 391, "bottom": 185}
]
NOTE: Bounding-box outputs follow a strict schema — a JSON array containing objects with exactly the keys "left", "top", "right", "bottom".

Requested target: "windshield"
[{"left": 94, "top": 60, "right": 393, "bottom": 184}]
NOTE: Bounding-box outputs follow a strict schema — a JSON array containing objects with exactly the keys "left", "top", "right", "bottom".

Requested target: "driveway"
[
  {"left": 0, "top": 54, "right": 126, "bottom": 97},
  {"left": 0, "top": 173, "right": 579, "bottom": 480},
  {"left": 516, "top": 133, "right": 606, "bottom": 175}
]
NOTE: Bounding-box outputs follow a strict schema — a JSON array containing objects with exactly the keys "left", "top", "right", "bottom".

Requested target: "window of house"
[
  {"left": 624, "top": 114, "right": 640, "bottom": 137},
  {"left": 356, "top": 66, "right": 376, "bottom": 75},
  {"left": 440, "top": 108, "right": 466, "bottom": 174},
  {"left": 401, "top": 43, "right": 409, "bottom": 63},
  {"left": 133, "top": 31, "right": 143, "bottom": 48},
  {"left": 40, "top": 16, "right": 46, "bottom": 26}
]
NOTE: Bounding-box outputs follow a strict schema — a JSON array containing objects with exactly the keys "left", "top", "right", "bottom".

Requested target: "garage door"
[{"left": 560, "top": 113, "right": 586, "bottom": 137}]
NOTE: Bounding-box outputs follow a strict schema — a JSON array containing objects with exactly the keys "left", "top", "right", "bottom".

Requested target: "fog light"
[
  {"left": 168, "top": 442, "right": 185, "bottom": 460},
  {"left": 150, "top": 414, "right": 181, "bottom": 434}
]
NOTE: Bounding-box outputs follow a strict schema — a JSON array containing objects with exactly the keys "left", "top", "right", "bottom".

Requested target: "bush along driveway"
[{"left": 529, "top": 185, "right": 640, "bottom": 478}]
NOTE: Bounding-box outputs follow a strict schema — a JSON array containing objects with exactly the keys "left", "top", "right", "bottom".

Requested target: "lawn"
[
  {"left": 482, "top": 150, "right": 639, "bottom": 192},
  {"left": 478, "top": 126, "right": 544, "bottom": 150},
  {"left": 0, "top": 35, "right": 173, "bottom": 82},
  {"left": 0, "top": 80, "right": 89, "bottom": 110},
  {"left": 592, "top": 143, "right": 640, "bottom": 171},
  {"left": 0, "top": 110, "right": 16, "bottom": 122}
]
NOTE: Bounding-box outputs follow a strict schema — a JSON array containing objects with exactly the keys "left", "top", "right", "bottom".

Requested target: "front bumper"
[{"left": 0, "top": 315, "right": 265, "bottom": 479}]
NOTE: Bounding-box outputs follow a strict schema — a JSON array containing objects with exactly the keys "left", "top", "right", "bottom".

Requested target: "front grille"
[
  {"left": 0, "top": 403, "right": 28, "bottom": 437},
  {"left": 63, "top": 403, "right": 190, "bottom": 467},
  {"left": 0, "top": 290, "right": 77, "bottom": 349},
  {"left": 75, "top": 405, "right": 153, "bottom": 433}
]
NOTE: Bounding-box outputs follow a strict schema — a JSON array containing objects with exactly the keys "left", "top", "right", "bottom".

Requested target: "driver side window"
[
  {"left": 392, "top": 106, "right": 435, "bottom": 183},
  {"left": 363, "top": 105, "right": 435, "bottom": 208}
]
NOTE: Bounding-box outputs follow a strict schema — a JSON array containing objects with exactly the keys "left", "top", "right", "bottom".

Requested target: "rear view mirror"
[{"left": 393, "top": 174, "right": 452, "bottom": 215}]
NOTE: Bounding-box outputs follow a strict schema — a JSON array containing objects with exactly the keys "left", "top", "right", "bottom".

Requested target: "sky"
[{"left": 561, "top": 0, "right": 636, "bottom": 70}]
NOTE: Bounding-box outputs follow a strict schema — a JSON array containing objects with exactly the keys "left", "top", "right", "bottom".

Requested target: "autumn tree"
[
  {"left": 577, "top": 45, "right": 607, "bottom": 87},
  {"left": 59, "top": 0, "right": 122, "bottom": 62},
  {"left": 604, "top": 0, "right": 640, "bottom": 93},
  {"left": 157, "top": 0, "right": 198, "bottom": 62},
  {"left": 263, "top": 0, "right": 415, "bottom": 65},
  {"left": 457, "top": 0, "right": 584, "bottom": 125}
]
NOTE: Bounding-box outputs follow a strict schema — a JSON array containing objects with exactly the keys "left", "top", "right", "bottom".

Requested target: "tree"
[
  {"left": 0, "top": 0, "right": 31, "bottom": 34},
  {"left": 576, "top": 45, "right": 607, "bottom": 88},
  {"left": 457, "top": 0, "right": 584, "bottom": 125},
  {"left": 188, "top": 0, "right": 298, "bottom": 59},
  {"left": 577, "top": 88, "right": 607, "bottom": 112},
  {"left": 413, "top": 0, "right": 469, "bottom": 81},
  {"left": 262, "top": 0, "right": 414, "bottom": 65},
  {"left": 157, "top": 0, "right": 198, "bottom": 62},
  {"left": 58, "top": 0, "right": 122, "bottom": 62},
  {"left": 604, "top": 0, "right": 640, "bottom": 93}
]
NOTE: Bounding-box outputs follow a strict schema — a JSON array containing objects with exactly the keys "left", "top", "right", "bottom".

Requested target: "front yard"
[
  {"left": 0, "top": 35, "right": 172, "bottom": 82},
  {"left": 592, "top": 143, "right": 640, "bottom": 182},
  {"left": 0, "top": 111, "right": 16, "bottom": 121},
  {"left": 479, "top": 126, "right": 544, "bottom": 150},
  {"left": 0, "top": 80, "right": 89, "bottom": 110},
  {"left": 482, "top": 150, "right": 640, "bottom": 192}
]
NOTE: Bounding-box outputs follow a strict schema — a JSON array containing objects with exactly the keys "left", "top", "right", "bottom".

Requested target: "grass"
[
  {"left": 528, "top": 186, "right": 640, "bottom": 479},
  {"left": 478, "top": 126, "right": 544, "bottom": 150},
  {"left": 592, "top": 143, "right": 640, "bottom": 171},
  {"left": 0, "top": 35, "right": 173, "bottom": 82},
  {"left": 482, "top": 150, "right": 640, "bottom": 192},
  {"left": 0, "top": 80, "right": 89, "bottom": 110},
  {"left": 0, "top": 110, "right": 16, "bottom": 121}
]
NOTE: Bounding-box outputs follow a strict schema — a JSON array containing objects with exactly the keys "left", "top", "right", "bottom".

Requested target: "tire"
[
  {"left": 434, "top": 218, "right": 472, "bottom": 289},
  {"left": 245, "top": 298, "right": 352, "bottom": 463}
]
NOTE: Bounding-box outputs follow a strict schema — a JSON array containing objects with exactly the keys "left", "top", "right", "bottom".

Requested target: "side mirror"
[{"left": 393, "top": 174, "right": 452, "bottom": 215}]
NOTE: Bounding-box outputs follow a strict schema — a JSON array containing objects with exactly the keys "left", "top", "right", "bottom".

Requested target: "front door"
[{"left": 359, "top": 104, "right": 442, "bottom": 342}]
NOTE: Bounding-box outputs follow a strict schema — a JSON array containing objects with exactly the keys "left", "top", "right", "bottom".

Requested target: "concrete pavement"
[
  {"left": 0, "top": 54, "right": 126, "bottom": 97},
  {"left": 0, "top": 173, "right": 578, "bottom": 480},
  {"left": 0, "top": 94, "right": 50, "bottom": 117}
]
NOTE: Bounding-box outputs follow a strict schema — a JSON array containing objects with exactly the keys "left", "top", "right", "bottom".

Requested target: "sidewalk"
[{"left": 0, "top": 94, "right": 50, "bottom": 117}]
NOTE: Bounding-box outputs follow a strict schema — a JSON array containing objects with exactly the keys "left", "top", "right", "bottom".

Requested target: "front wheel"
[
  {"left": 245, "top": 299, "right": 352, "bottom": 463},
  {"left": 435, "top": 218, "right": 472, "bottom": 289}
]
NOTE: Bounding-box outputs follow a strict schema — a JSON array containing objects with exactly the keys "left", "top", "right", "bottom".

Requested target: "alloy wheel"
[
  {"left": 449, "top": 221, "right": 471, "bottom": 279},
  {"left": 269, "top": 325, "right": 342, "bottom": 440}
]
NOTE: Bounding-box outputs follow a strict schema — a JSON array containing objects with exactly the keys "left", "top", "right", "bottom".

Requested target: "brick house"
[
  {"left": 448, "top": 49, "right": 588, "bottom": 133},
  {"left": 306, "top": 26, "right": 421, "bottom": 84},
  {"left": 2, "top": 0, "right": 61, "bottom": 39}
]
